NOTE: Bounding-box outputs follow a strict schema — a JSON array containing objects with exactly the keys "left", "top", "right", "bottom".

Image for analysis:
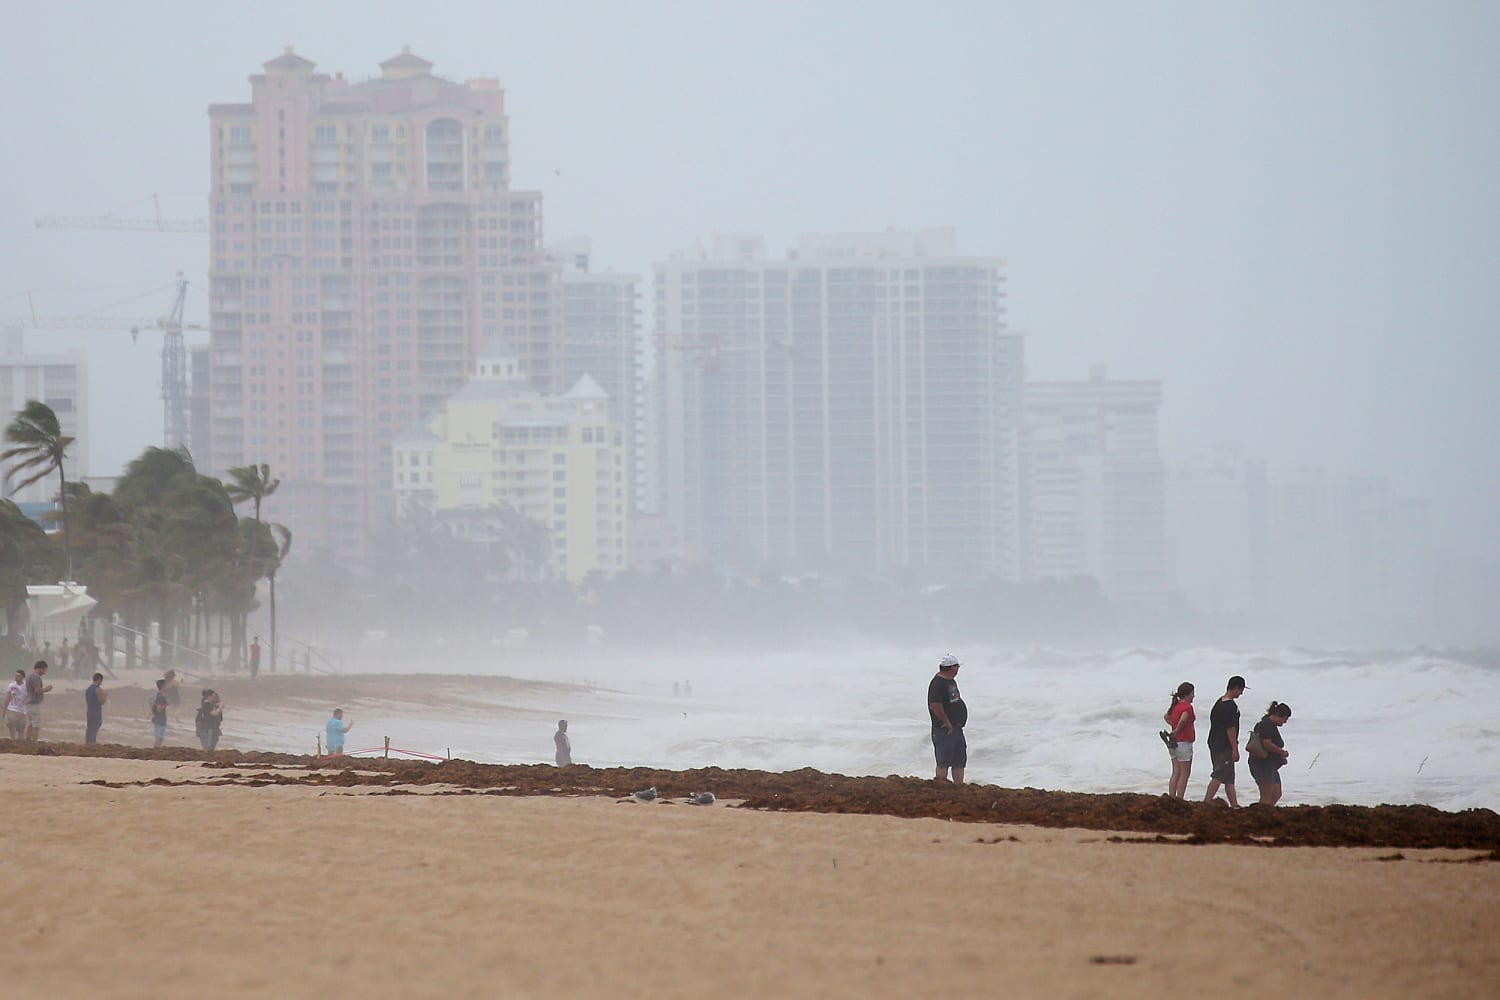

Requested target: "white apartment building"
[
  {"left": 654, "top": 228, "right": 1021, "bottom": 580},
  {"left": 0, "top": 328, "right": 88, "bottom": 506},
  {"left": 1022, "top": 367, "right": 1166, "bottom": 606}
]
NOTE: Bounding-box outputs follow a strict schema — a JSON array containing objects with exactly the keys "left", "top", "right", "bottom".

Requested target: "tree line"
[{"left": 2, "top": 400, "right": 288, "bottom": 670}]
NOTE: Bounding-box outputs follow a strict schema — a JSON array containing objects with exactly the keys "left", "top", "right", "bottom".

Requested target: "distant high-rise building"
[
  {"left": 0, "top": 328, "right": 88, "bottom": 507},
  {"left": 1262, "top": 467, "right": 1437, "bottom": 642},
  {"left": 391, "top": 344, "right": 626, "bottom": 583},
  {"left": 1166, "top": 443, "right": 1270, "bottom": 619},
  {"left": 207, "top": 48, "right": 560, "bottom": 560},
  {"left": 1337, "top": 476, "right": 1435, "bottom": 641},
  {"left": 1022, "top": 367, "right": 1166, "bottom": 606},
  {"left": 189, "top": 343, "right": 211, "bottom": 467},
  {"left": 549, "top": 238, "right": 646, "bottom": 513},
  {"left": 654, "top": 229, "right": 1021, "bottom": 580},
  {"left": 1267, "top": 465, "right": 1338, "bottom": 634}
]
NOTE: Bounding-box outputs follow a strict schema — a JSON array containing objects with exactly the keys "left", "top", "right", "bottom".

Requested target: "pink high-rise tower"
[{"left": 207, "top": 48, "right": 559, "bottom": 560}]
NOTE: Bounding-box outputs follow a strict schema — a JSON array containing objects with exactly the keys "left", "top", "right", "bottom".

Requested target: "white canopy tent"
[{"left": 24, "top": 582, "right": 98, "bottom": 646}]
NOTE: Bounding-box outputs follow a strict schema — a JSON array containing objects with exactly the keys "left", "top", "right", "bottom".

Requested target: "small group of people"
[
  {"left": 158, "top": 674, "right": 224, "bottom": 750},
  {"left": 1162, "top": 675, "right": 1294, "bottom": 806},
  {"left": 924, "top": 656, "right": 1297, "bottom": 806},
  {"left": 17, "top": 636, "right": 109, "bottom": 680},
  {"left": 5, "top": 661, "right": 113, "bottom": 745},
  {"left": 6, "top": 661, "right": 55, "bottom": 742}
]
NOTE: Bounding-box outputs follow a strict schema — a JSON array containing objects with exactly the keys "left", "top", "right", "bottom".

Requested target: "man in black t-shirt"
[
  {"left": 1203, "top": 674, "right": 1247, "bottom": 807},
  {"left": 927, "top": 654, "right": 968, "bottom": 785}
]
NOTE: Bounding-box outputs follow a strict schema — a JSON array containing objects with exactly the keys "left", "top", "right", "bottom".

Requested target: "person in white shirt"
[{"left": 4, "top": 669, "right": 27, "bottom": 739}]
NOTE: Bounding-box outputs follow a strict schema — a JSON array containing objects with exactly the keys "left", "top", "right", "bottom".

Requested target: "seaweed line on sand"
[{"left": 6, "top": 741, "right": 1497, "bottom": 850}]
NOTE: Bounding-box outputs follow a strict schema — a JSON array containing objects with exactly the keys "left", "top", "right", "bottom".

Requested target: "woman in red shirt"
[{"left": 1163, "top": 682, "right": 1196, "bottom": 799}]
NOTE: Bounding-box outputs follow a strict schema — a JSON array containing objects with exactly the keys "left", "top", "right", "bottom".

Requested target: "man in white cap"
[{"left": 927, "top": 654, "right": 968, "bottom": 784}]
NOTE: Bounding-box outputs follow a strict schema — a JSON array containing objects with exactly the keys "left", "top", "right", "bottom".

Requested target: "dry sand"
[{"left": 2, "top": 751, "right": 1497, "bottom": 999}]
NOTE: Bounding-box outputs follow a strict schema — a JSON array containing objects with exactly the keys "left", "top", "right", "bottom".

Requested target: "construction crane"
[
  {"left": 0, "top": 276, "right": 206, "bottom": 449},
  {"left": 35, "top": 194, "right": 207, "bottom": 234}
]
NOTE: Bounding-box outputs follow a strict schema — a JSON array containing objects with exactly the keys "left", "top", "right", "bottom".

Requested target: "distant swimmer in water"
[{"left": 554, "top": 720, "right": 572, "bottom": 767}]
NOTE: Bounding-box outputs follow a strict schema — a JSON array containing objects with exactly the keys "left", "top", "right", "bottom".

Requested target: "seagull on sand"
[
  {"left": 686, "top": 792, "right": 716, "bottom": 806},
  {"left": 629, "top": 787, "right": 658, "bottom": 802}
]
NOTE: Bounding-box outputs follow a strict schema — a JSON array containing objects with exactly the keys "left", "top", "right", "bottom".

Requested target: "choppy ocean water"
[{"left": 239, "top": 645, "right": 1500, "bottom": 812}]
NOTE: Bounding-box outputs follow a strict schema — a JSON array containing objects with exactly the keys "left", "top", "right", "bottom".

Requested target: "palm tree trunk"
[
  {"left": 269, "top": 570, "right": 277, "bottom": 673},
  {"left": 56, "top": 460, "right": 71, "bottom": 582}
]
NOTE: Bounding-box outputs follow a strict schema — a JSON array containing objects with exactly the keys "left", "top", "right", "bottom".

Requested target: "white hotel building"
[
  {"left": 1022, "top": 367, "right": 1167, "bottom": 606},
  {"left": 0, "top": 329, "right": 88, "bottom": 507},
  {"left": 654, "top": 229, "right": 1022, "bottom": 580}
]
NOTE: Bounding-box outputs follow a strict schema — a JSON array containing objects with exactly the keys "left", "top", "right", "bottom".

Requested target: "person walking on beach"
[
  {"left": 249, "top": 637, "right": 261, "bottom": 678},
  {"left": 1203, "top": 675, "right": 1247, "bottom": 807},
  {"left": 1246, "top": 702, "right": 1292, "bottom": 806},
  {"left": 1163, "top": 682, "right": 1195, "bottom": 799},
  {"left": 57, "top": 638, "right": 71, "bottom": 676},
  {"left": 162, "top": 670, "right": 181, "bottom": 711},
  {"left": 84, "top": 673, "right": 108, "bottom": 745},
  {"left": 24, "top": 661, "right": 52, "bottom": 742},
  {"left": 554, "top": 720, "right": 572, "bottom": 767},
  {"left": 325, "top": 708, "right": 352, "bottom": 756},
  {"left": 927, "top": 654, "right": 968, "bottom": 785},
  {"left": 150, "top": 679, "right": 169, "bottom": 748},
  {"left": 5, "top": 669, "right": 27, "bottom": 740},
  {"left": 195, "top": 690, "right": 223, "bottom": 750}
]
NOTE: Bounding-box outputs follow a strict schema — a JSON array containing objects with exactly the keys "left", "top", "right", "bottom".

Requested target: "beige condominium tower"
[{"left": 207, "top": 48, "right": 560, "bottom": 561}]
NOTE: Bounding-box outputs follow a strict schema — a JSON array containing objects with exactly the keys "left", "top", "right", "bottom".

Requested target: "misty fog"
[{"left": 3, "top": 1, "right": 1497, "bottom": 665}]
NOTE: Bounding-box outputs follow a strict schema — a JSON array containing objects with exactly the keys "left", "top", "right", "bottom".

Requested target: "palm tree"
[
  {"left": 225, "top": 464, "right": 284, "bottom": 669},
  {"left": 0, "top": 498, "right": 62, "bottom": 637},
  {"left": 267, "top": 522, "right": 291, "bottom": 673},
  {"left": 2, "top": 400, "right": 75, "bottom": 580},
  {"left": 225, "top": 463, "right": 280, "bottom": 522}
]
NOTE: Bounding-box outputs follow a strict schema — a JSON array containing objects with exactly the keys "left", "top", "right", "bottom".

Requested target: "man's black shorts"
[
  {"left": 931, "top": 726, "right": 967, "bottom": 768},
  {"left": 1209, "top": 746, "right": 1235, "bottom": 785}
]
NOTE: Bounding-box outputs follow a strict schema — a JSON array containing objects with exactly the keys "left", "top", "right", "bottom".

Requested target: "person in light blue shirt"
[{"left": 325, "top": 708, "right": 352, "bottom": 756}]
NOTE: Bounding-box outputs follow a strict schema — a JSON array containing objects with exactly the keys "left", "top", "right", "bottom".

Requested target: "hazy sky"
[{"left": 1, "top": 1, "right": 1495, "bottom": 555}]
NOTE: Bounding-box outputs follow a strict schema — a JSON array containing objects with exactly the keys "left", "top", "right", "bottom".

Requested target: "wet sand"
[{"left": 3, "top": 744, "right": 1497, "bottom": 998}]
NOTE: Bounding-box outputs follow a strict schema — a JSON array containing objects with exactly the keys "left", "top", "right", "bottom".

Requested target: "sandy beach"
[{"left": 3, "top": 742, "right": 1497, "bottom": 999}]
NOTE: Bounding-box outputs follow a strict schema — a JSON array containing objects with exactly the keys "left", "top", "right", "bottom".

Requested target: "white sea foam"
[{"left": 245, "top": 645, "right": 1500, "bottom": 812}]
